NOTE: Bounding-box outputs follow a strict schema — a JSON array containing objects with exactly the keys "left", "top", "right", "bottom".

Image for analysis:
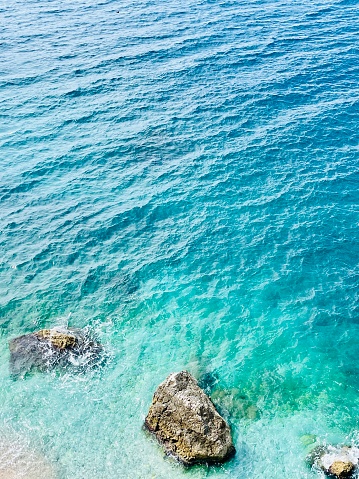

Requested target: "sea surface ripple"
[{"left": 1, "top": 0, "right": 359, "bottom": 477}]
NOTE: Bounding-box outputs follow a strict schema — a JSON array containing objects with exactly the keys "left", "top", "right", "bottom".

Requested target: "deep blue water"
[{"left": 1, "top": 0, "right": 359, "bottom": 477}]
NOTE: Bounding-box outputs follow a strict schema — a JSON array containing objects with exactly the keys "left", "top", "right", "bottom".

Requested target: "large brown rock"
[
  {"left": 145, "top": 371, "right": 235, "bottom": 465},
  {"left": 9, "top": 327, "right": 103, "bottom": 377}
]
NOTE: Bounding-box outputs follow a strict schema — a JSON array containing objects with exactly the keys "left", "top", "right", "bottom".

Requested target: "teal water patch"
[
  {"left": 1, "top": 0, "right": 359, "bottom": 477},
  {"left": 0, "top": 301, "right": 358, "bottom": 478}
]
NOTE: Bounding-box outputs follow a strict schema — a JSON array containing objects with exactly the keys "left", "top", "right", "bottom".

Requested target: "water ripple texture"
[{"left": 1, "top": 0, "right": 359, "bottom": 478}]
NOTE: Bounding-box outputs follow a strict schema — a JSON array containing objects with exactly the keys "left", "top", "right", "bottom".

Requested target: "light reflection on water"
[{"left": 1, "top": 0, "right": 359, "bottom": 476}]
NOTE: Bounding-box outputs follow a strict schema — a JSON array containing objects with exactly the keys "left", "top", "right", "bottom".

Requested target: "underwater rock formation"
[
  {"left": 210, "top": 387, "right": 259, "bottom": 420},
  {"left": 307, "top": 444, "right": 359, "bottom": 478},
  {"left": 300, "top": 434, "right": 317, "bottom": 447},
  {"left": 9, "top": 327, "right": 103, "bottom": 377},
  {"left": 145, "top": 370, "right": 235, "bottom": 465}
]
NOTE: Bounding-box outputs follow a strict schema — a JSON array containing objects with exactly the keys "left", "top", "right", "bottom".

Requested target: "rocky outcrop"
[
  {"left": 144, "top": 371, "right": 235, "bottom": 465},
  {"left": 307, "top": 445, "right": 359, "bottom": 478},
  {"left": 9, "top": 327, "right": 103, "bottom": 377}
]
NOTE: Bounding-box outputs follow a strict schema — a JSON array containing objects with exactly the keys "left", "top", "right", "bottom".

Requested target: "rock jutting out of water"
[
  {"left": 9, "top": 327, "right": 103, "bottom": 377},
  {"left": 144, "top": 370, "right": 235, "bottom": 465},
  {"left": 307, "top": 444, "right": 359, "bottom": 478}
]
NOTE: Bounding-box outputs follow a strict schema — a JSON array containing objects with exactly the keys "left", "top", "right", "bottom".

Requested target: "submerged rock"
[
  {"left": 9, "top": 327, "right": 103, "bottom": 377},
  {"left": 145, "top": 370, "right": 235, "bottom": 465},
  {"left": 300, "top": 434, "right": 317, "bottom": 448},
  {"left": 307, "top": 444, "right": 359, "bottom": 478},
  {"left": 210, "top": 387, "right": 259, "bottom": 421}
]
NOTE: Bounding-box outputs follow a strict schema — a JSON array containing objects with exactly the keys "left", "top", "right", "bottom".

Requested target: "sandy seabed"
[{"left": 0, "top": 433, "right": 56, "bottom": 479}]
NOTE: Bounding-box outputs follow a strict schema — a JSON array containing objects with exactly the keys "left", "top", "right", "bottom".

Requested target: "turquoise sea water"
[{"left": 1, "top": 0, "right": 359, "bottom": 477}]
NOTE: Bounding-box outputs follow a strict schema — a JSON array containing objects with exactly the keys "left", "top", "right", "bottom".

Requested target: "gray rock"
[
  {"left": 307, "top": 445, "right": 329, "bottom": 467},
  {"left": 144, "top": 371, "right": 235, "bottom": 465},
  {"left": 9, "top": 327, "right": 103, "bottom": 377}
]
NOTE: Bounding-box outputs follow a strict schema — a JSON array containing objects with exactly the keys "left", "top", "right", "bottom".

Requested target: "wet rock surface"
[
  {"left": 307, "top": 445, "right": 359, "bottom": 478},
  {"left": 35, "top": 329, "right": 77, "bottom": 349},
  {"left": 9, "top": 327, "right": 103, "bottom": 377},
  {"left": 145, "top": 370, "right": 235, "bottom": 465},
  {"left": 329, "top": 460, "right": 355, "bottom": 478}
]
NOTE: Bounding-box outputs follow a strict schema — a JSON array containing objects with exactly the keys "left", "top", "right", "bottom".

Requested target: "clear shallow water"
[{"left": 1, "top": 0, "right": 359, "bottom": 477}]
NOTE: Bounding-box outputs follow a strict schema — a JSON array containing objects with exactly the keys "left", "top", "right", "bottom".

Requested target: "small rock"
[
  {"left": 9, "top": 327, "right": 103, "bottom": 377},
  {"left": 145, "top": 371, "right": 235, "bottom": 465},
  {"left": 329, "top": 460, "right": 354, "bottom": 478},
  {"left": 307, "top": 444, "right": 359, "bottom": 478}
]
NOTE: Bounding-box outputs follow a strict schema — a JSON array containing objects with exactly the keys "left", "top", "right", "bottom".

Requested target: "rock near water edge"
[
  {"left": 307, "top": 445, "right": 359, "bottom": 478},
  {"left": 145, "top": 371, "right": 235, "bottom": 465},
  {"left": 9, "top": 327, "right": 103, "bottom": 377}
]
